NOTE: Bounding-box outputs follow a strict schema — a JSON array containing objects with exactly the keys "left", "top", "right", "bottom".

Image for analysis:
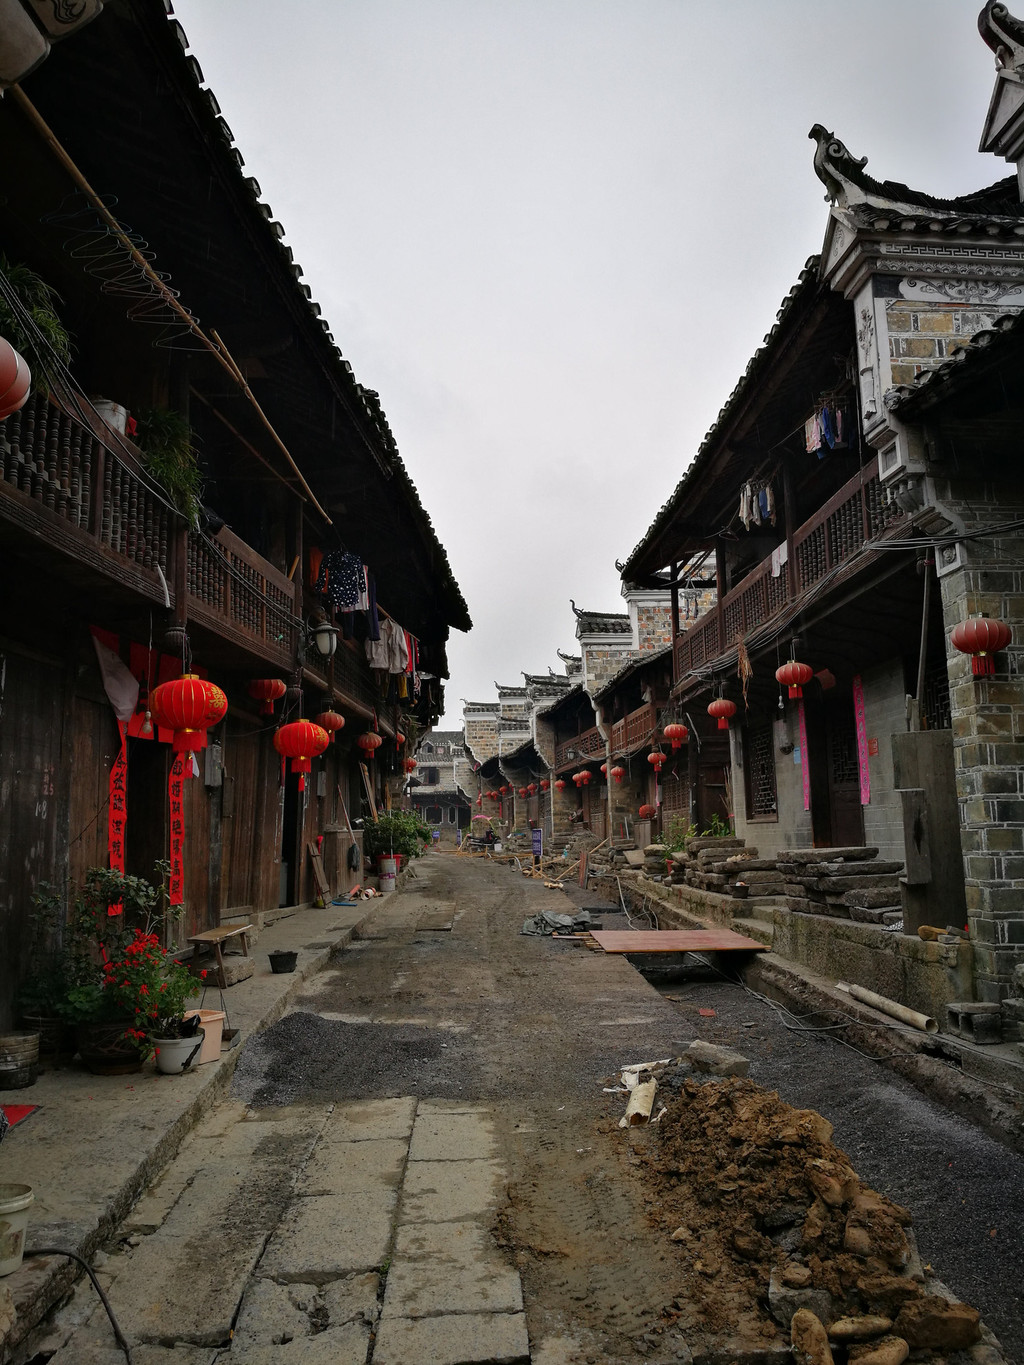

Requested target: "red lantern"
[
  {"left": 528, "top": 782, "right": 537, "bottom": 795},
  {"left": 555, "top": 779, "right": 566, "bottom": 792},
  {"left": 0, "top": 340, "right": 31, "bottom": 421},
  {"left": 610, "top": 765, "right": 625, "bottom": 785},
  {"left": 638, "top": 804, "right": 657, "bottom": 819},
  {"left": 499, "top": 785, "right": 509, "bottom": 796},
  {"left": 150, "top": 674, "right": 228, "bottom": 752},
  {"left": 518, "top": 787, "right": 527, "bottom": 798},
  {"left": 395, "top": 731, "right": 406, "bottom": 749},
  {"left": 314, "top": 710, "right": 345, "bottom": 742},
  {"left": 951, "top": 616, "right": 1012, "bottom": 677},
  {"left": 573, "top": 772, "right": 584, "bottom": 788},
  {"left": 357, "top": 731, "right": 383, "bottom": 759},
  {"left": 274, "top": 719, "right": 330, "bottom": 790},
  {"left": 708, "top": 698, "right": 737, "bottom": 731},
  {"left": 248, "top": 678, "right": 286, "bottom": 716},
  {"left": 476, "top": 794, "right": 482, "bottom": 808},
  {"left": 600, "top": 762, "right": 608, "bottom": 776},
  {"left": 647, "top": 749, "right": 666, "bottom": 774},
  {"left": 540, "top": 779, "right": 550, "bottom": 791},
  {"left": 402, "top": 757, "right": 418, "bottom": 774},
  {"left": 579, "top": 770, "right": 592, "bottom": 785},
  {"left": 663, "top": 722, "right": 688, "bottom": 749},
  {"left": 775, "top": 660, "right": 814, "bottom": 699}
]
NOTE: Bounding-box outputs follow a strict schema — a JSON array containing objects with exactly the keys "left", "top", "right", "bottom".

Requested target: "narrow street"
[{"left": 33, "top": 854, "right": 1024, "bottom": 1365}]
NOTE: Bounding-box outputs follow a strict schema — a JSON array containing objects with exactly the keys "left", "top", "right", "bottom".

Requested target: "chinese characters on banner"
[
  {"left": 852, "top": 674, "right": 871, "bottom": 806},
  {"left": 168, "top": 753, "right": 186, "bottom": 906},
  {"left": 798, "top": 700, "right": 810, "bottom": 813},
  {"left": 107, "top": 719, "right": 128, "bottom": 915}
]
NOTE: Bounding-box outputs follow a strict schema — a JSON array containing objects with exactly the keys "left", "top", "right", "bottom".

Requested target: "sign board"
[{"left": 531, "top": 828, "right": 543, "bottom": 858}]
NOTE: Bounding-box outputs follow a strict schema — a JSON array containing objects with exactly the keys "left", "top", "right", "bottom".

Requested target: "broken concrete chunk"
[
  {"left": 856, "top": 1274, "right": 924, "bottom": 1316},
  {"left": 685, "top": 1040, "right": 749, "bottom": 1077},
  {"left": 769, "top": 1269, "right": 834, "bottom": 1331},
  {"left": 791, "top": 1307, "right": 835, "bottom": 1365}
]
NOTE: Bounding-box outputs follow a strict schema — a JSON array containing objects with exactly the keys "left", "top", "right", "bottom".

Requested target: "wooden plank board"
[
  {"left": 307, "top": 841, "right": 330, "bottom": 905},
  {"left": 588, "top": 929, "right": 767, "bottom": 954}
]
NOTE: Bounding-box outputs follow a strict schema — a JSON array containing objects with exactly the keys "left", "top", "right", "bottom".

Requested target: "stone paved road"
[{"left": 29, "top": 853, "right": 1024, "bottom": 1364}]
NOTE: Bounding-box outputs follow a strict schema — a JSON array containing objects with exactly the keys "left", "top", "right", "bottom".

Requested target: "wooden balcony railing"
[
  {"left": 674, "top": 458, "right": 904, "bottom": 679},
  {"left": 1, "top": 390, "right": 170, "bottom": 575},
  {"left": 554, "top": 725, "right": 605, "bottom": 769},
  {"left": 187, "top": 526, "right": 296, "bottom": 663},
  {"left": 1, "top": 392, "right": 298, "bottom": 664}
]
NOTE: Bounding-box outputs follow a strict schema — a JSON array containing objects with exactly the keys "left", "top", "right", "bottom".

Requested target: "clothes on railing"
[
  {"left": 312, "top": 547, "right": 381, "bottom": 642},
  {"left": 739, "top": 478, "right": 776, "bottom": 530}
]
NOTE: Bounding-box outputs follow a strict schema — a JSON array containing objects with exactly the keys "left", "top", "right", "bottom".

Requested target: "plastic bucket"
[
  {"left": 0, "top": 1184, "right": 33, "bottom": 1277},
  {"left": 0, "top": 1031, "right": 39, "bottom": 1090},
  {"left": 378, "top": 856, "right": 397, "bottom": 893},
  {"left": 153, "top": 1031, "right": 205, "bottom": 1075},
  {"left": 182, "top": 1009, "right": 224, "bottom": 1064}
]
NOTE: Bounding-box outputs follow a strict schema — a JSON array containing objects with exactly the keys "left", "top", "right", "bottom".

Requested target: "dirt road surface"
[{"left": 228, "top": 853, "right": 1024, "bottom": 1363}]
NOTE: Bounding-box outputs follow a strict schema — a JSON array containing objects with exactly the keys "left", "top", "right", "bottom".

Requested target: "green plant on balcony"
[
  {"left": 0, "top": 254, "right": 73, "bottom": 388},
  {"left": 136, "top": 407, "right": 203, "bottom": 527}
]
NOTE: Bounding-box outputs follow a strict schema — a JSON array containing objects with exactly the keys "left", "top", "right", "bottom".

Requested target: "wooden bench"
[{"left": 187, "top": 924, "right": 253, "bottom": 989}]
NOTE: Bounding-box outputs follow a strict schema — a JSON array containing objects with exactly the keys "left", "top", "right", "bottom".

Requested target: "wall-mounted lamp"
[{"left": 308, "top": 609, "right": 338, "bottom": 659}]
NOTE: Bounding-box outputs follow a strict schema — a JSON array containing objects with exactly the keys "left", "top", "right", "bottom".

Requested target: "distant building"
[{"left": 410, "top": 730, "right": 471, "bottom": 831}]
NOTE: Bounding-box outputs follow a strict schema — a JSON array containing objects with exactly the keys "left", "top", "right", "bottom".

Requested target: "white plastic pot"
[
  {"left": 0, "top": 1183, "right": 33, "bottom": 1277},
  {"left": 153, "top": 1032, "right": 205, "bottom": 1075},
  {"left": 378, "top": 856, "right": 397, "bottom": 893}
]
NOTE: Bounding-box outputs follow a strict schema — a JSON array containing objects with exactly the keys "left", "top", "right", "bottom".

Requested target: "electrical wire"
[{"left": 24, "top": 1248, "right": 133, "bottom": 1364}]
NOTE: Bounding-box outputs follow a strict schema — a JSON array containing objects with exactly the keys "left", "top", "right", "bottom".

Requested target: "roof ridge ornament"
[
  {"left": 979, "top": 1, "right": 1024, "bottom": 70},
  {"left": 809, "top": 124, "right": 870, "bottom": 207}
]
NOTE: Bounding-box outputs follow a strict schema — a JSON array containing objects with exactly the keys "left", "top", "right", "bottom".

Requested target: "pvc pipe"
[{"left": 837, "top": 981, "right": 938, "bottom": 1033}]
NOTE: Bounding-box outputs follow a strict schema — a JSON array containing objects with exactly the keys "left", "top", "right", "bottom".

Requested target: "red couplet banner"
[{"left": 168, "top": 753, "right": 186, "bottom": 906}]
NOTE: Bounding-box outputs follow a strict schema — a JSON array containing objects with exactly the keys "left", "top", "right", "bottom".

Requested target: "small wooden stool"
[{"left": 187, "top": 924, "right": 253, "bottom": 989}]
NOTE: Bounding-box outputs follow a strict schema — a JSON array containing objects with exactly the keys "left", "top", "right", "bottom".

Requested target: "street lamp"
[{"left": 308, "top": 609, "right": 338, "bottom": 659}]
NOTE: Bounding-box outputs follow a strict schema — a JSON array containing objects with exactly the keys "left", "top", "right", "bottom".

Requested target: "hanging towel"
[
  {"left": 805, "top": 414, "right": 821, "bottom": 453},
  {"left": 770, "top": 542, "right": 789, "bottom": 579}
]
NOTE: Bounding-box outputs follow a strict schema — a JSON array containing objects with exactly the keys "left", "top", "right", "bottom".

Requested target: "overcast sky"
[{"left": 170, "top": 0, "right": 1001, "bottom": 724}]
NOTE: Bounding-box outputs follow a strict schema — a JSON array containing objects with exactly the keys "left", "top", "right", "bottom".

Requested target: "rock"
[
  {"left": 801, "top": 1197, "right": 832, "bottom": 1247},
  {"left": 776, "top": 1110, "right": 833, "bottom": 1146},
  {"left": 762, "top": 1201, "right": 810, "bottom": 1230},
  {"left": 851, "top": 1189, "right": 913, "bottom": 1227},
  {"left": 829, "top": 1315, "right": 893, "bottom": 1341},
  {"left": 844, "top": 1208, "right": 910, "bottom": 1268},
  {"left": 669, "top": 1226, "right": 692, "bottom": 1242},
  {"left": 892, "top": 1295, "right": 982, "bottom": 1351},
  {"left": 847, "top": 1335, "right": 909, "bottom": 1365},
  {"left": 768, "top": 1268, "right": 834, "bottom": 1330},
  {"left": 0, "top": 1286, "right": 15, "bottom": 1343},
  {"left": 857, "top": 1274, "right": 924, "bottom": 1316},
  {"left": 685, "top": 1040, "right": 749, "bottom": 1077},
  {"left": 732, "top": 1229, "right": 772, "bottom": 1261},
  {"left": 807, "top": 1159, "right": 857, "bottom": 1208},
  {"left": 782, "top": 1263, "right": 813, "bottom": 1289},
  {"left": 791, "top": 1308, "right": 834, "bottom": 1365}
]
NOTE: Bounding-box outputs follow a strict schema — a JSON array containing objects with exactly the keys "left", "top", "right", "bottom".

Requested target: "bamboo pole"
[{"left": 10, "top": 85, "right": 332, "bottom": 524}]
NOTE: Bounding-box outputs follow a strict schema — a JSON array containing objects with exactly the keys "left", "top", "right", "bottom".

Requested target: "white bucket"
[
  {"left": 0, "top": 1183, "right": 33, "bottom": 1277},
  {"left": 378, "top": 856, "right": 397, "bottom": 893},
  {"left": 153, "top": 1031, "right": 205, "bottom": 1075},
  {"left": 92, "top": 398, "right": 128, "bottom": 434}
]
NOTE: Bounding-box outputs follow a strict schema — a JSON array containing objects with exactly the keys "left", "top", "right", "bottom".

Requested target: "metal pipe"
[{"left": 837, "top": 981, "right": 938, "bottom": 1033}]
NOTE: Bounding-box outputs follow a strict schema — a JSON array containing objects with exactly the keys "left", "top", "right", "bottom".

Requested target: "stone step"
[
  {"left": 811, "top": 873, "right": 903, "bottom": 892},
  {"left": 686, "top": 836, "right": 746, "bottom": 853},
  {"left": 844, "top": 889, "right": 904, "bottom": 910},
  {"left": 781, "top": 846, "right": 879, "bottom": 863},
  {"left": 848, "top": 903, "right": 899, "bottom": 924},
  {"left": 817, "top": 860, "right": 904, "bottom": 877},
  {"left": 729, "top": 916, "right": 773, "bottom": 946}
]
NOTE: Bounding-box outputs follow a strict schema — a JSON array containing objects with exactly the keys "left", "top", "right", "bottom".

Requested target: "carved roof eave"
[{"left": 979, "top": 65, "right": 1024, "bottom": 162}]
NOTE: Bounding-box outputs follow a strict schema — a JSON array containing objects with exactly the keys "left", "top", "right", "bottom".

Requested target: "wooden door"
[{"left": 825, "top": 701, "right": 865, "bottom": 847}]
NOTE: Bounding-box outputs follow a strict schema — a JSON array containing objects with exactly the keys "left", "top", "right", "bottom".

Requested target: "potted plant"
[
  {"left": 135, "top": 407, "right": 203, "bottom": 528},
  {"left": 148, "top": 959, "right": 207, "bottom": 1075},
  {"left": 35, "top": 863, "right": 198, "bottom": 1075},
  {"left": 362, "top": 810, "right": 431, "bottom": 867}
]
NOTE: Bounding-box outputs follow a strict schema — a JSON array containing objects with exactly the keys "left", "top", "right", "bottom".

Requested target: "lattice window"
[
  {"left": 746, "top": 723, "right": 778, "bottom": 818},
  {"left": 922, "top": 659, "right": 952, "bottom": 731},
  {"left": 830, "top": 719, "right": 859, "bottom": 785}
]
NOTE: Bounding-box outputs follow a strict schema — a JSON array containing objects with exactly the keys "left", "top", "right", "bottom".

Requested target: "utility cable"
[{"left": 24, "top": 1248, "right": 132, "bottom": 1364}]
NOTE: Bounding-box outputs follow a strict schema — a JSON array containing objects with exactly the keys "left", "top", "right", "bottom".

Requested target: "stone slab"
[
  {"left": 322, "top": 1097, "right": 417, "bottom": 1143},
  {"left": 408, "top": 1111, "right": 497, "bottom": 1162},
  {"left": 785, "top": 847, "right": 879, "bottom": 862},
  {"left": 383, "top": 1220, "right": 523, "bottom": 1318},
  {"left": 232, "top": 1278, "right": 322, "bottom": 1345},
  {"left": 296, "top": 1138, "right": 406, "bottom": 1197},
  {"left": 373, "top": 1311, "right": 530, "bottom": 1365},
  {"left": 401, "top": 1158, "right": 505, "bottom": 1223},
  {"left": 47, "top": 1345, "right": 211, "bottom": 1365},
  {"left": 259, "top": 1193, "right": 395, "bottom": 1281},
  {"left": 222, "top": 1325, "right": 371, "bottom": 1365}
]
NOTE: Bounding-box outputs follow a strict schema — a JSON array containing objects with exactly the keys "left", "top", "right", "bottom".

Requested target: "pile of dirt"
[{"left": 637, "top": 1074, "right": 986, "bottom": 1361}]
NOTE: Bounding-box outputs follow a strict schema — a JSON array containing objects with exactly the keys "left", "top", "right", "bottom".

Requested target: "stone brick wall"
[
  {"left": 886, "top": 300, "right": 1022, "bottom": 388},
  {"left": 933, "top": 488, "right": 1024, "bottom": 999},
  {"left": 582, "top": 643, "right": 631, "bottom": 692},
  {"left": 463, "top": 706, "right": 500, "bottom": 763},
  {"left": 635, "top": 602, "right": 673, "bottom": 653}
]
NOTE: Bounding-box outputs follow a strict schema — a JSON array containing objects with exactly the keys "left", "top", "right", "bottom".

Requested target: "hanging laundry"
[
  {"left": 315, "top": 550, "right": 366, "bottom": 613},
  {"left": 739, "top": 483, "right": 754, "bottom": 530},
  {"left": 365, "top": 626, "right": 389, "bottom": 670},
  {"left": 805, "top": 414, "right": 821, "bottom": 453},
  {"left": 770, "top": 541, "right": 789, "bottom": 579},
  {"left": 820, "top": 405, "right": 836, "bottom": 449}
]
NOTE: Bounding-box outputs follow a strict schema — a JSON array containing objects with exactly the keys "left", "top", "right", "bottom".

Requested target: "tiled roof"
[
  {"left": 572, "top": 607, "right": 631, "bottom": 635},
  {"left": 621, "top": 261, "right": 821, "bottom": 579},
  {"left": 593, "top": 644, "right": 673, "bottom": 701}
]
